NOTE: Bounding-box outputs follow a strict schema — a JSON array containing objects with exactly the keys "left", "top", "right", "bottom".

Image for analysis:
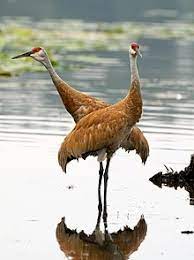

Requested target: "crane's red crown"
[
  {"left": 32, "top": 47, "right": 42, "bottom": 53},
  {"left": 130, "top": 42, "right": 139, "bottom": 50}
]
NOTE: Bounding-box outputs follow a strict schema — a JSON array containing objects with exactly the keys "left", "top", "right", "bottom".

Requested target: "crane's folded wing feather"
[
  {"left": 58, "top": 108, "right": 131, "bottom": 172},
  {"left": 58, "top": 83, "right": 109, "bottom": 122},
  {"left": 121, "top": 126, "right": 149, "bottom": 164}
]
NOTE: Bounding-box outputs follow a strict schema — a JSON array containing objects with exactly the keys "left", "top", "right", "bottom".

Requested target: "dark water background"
[
  {"left": 0, "top": 1, "right": 194, "bottom": 259},
  {"left": 1, "top": 0, "right": 194, "bottom": 22}
]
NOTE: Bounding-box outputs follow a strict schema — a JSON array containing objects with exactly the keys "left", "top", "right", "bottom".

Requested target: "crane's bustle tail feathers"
[{"left": 121, "top": 126, "right": 149, "bottom": 164}]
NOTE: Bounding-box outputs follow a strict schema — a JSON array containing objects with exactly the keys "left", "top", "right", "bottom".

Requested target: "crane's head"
[
  {"left": 129, "top": 42, "right": 142, "bottom": 57},
  {"left": 12, "top": 47, "right": 47, "bottom": 62}
]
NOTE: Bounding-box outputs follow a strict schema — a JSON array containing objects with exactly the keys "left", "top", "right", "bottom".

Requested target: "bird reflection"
[
  {"left": 56, "top": 187, "right": 147, "bottom": 259},
  {"left": 150, "top": 171, "right": 194, "bottom": 206},
  {"left": 185, "top": 182, "right": 194, "bottom": 205}
]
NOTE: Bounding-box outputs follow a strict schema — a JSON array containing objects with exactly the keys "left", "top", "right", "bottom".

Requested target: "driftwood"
[{"left": 149, "top": 154, "right": 194, "bottom": 205}]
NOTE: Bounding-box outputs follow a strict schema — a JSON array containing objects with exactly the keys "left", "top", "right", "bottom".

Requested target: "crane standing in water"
[
  {"left": 12, "top": 43, "right": 149, "bottom": 166},
  {"left": 57, "top": 43, "right": 143, "bottom": 215}
]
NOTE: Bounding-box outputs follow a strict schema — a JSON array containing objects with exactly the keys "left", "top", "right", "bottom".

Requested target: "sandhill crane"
[
  {"left": 56, "top": 198, "right": 147, "bottom": 259},
  {"left": 12, "top": 44, "right": 149, "bottom": 165},
  {"left": 12, "top": 47, "right": 107, "bottom": 123},
  {"left": 58, "top": 43, "right": 142, "bottom": 171},
  {"left": 56, "top": 215, "right": 147, "bottom": 259},
  {"left": 58, "top": 43, "right": 143, "bottom": 213},
  {"left": 56, "top": 174, "right": 147, "bottom": 259}
]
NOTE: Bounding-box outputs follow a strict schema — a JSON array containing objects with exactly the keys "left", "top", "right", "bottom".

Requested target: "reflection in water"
[
  {"left": 152, "top": 180, "right": 194, "bottom": 206},
  {"left": 185, "top": 183, "right": 194, "bottom": 205},
  {"left": 150, "top": 155, "right": 194, "bottom": 205},
  {"left": 56, "top": 215, "right": 147, "bottom": 259},
  {"left": 56, "top": 185, "right": 147, "bottom": 259}
]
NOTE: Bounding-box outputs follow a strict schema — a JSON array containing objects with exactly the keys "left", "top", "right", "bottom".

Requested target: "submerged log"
[{"left": 149, "top": 154, "right": 194, "bottom": 205}]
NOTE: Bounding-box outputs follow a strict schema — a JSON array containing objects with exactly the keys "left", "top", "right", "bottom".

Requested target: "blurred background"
[
  {"left": 1, "top": 0, "right": 194, "bottom": 21},
  {"left": 0, "top": 1, "right": 194, "bottom": 260}
]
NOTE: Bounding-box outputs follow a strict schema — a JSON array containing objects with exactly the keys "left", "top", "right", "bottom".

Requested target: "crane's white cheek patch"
[{"left": 129, "top": 48, "right": 136, "bottom": 55}]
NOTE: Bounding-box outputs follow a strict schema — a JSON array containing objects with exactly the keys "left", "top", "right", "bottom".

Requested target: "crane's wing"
[
  {"left": 58, "top": 107, "right": 130, "bottom": 172},
  {"left": 121, "top": 126, "right": 149, "bottom": 164},
  {"left": 57, "top": 82, "right": 109, "bottom": 122},
  {"left": 73, "top": 94, "right": 110, "bottom": 122}
]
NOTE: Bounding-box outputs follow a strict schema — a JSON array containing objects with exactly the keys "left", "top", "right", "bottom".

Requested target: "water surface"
[
  {"left": 0, "top": 38, "right": 194, "bottom": 259},
  {"left": 1, "top": 0, "right": 194, "bottom": 22}
]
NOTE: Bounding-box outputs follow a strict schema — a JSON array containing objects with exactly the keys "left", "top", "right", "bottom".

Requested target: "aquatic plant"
[{"left": 0, "top": 17, "right": 194, "bottom": 76}]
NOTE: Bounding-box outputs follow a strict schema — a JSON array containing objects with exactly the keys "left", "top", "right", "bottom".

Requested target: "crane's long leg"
[
  {"left": 98, "top": 162, "right": 104, "bottom": 191},
  {"left": 103, "top": 158, "right": 111, "bottom": 235},
  {"left": 96, "top": 162, "right": 104, "bottom": 227}
]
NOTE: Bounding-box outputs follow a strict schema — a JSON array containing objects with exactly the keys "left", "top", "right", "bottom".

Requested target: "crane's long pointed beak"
[
  {"left": 12, "top": 51, "right": 33, "bottom": 59},
  {"left": 137, "top": 49, "right": 142, "bottom": 58}
]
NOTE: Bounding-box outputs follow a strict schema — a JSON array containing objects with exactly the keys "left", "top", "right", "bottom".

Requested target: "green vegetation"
[{"left": 0, "top": 18, "right": 194, "bottom": 76}]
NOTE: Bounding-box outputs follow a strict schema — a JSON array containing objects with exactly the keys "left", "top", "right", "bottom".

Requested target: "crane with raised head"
[
  {"left": 12, "top": 47, "right": 107, "bottom": 122},
  {"left": 58, "top": 43, "right": 143, "bottom": 215},
  {"left": 12, "top": 44, "right": 149, "bottom": 165}
]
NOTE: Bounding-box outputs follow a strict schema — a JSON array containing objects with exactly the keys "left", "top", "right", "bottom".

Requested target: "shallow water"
[
  {"left": 0, "top": 38, "right": 194, "bottom": 259},
  {"left": 1, "top": 0, "right": 194, "bottom": 22}
]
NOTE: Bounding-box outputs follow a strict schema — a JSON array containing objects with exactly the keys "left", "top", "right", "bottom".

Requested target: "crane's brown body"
[
  {"left": 54, "top": 77, "right": 148, "bottom": 164},
  {"left": 57, "top": 44, "right": 147, "bottom": 172},
  {"left": 58, "top": 77, "right": 143, "bottom": 172},
  {"left": 52, "top": 77, "right": 108, "bottom": 123}
]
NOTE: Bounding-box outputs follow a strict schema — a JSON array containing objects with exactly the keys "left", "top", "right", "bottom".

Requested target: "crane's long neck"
[
  {"left": 122, "top": 53, "right": 142, "bottom": 124},
  {"left": 129, "top": 53, "right": 140, "bottom": 94},
  {"left": 41, "top": 56, "right": 65, "bottom": 87},
  {"left": 40, "top": 56, "right": 80, "bottom": 120}
]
